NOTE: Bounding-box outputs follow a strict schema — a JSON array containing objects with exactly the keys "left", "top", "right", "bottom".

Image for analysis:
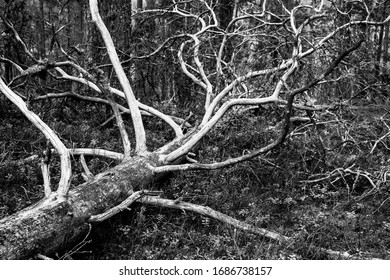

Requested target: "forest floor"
[{"left": 1, "top": 98, "right": 390, "bottom": 260}]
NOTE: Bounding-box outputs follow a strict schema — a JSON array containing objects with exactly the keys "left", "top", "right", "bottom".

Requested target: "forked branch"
[{"left": 159, "top": 33, "right": 363, "bottom": 170}]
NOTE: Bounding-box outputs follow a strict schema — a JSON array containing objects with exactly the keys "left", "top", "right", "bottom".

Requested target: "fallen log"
[
  {"left": 0, "top": 153, "right": 363, "bottom": 260},
  {"left": 0, "top": 156, "right": 156, "bottom": 259}
]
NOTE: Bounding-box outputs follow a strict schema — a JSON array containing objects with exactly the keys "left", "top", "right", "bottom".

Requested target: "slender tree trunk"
[
  {"left": 380, "top": 2, "right": 390, "bottom": 82},
  {"left": 376, "top": 22, "right": 384, "bottom": 78},
  {"left": 380, "top": 22, "right": 389, "bottom": 89},
  {"left": 375, "top": 3, "right": 390, "bottom": 90},
  {"left": 39, "top": 0, "right": 45, "bottom": 58}
]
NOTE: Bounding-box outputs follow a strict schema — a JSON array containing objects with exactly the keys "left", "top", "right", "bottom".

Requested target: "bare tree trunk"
[
  {"left": 39, "top": 0, "right": 45, "bottom": 58},
  {"left": 0, "top": 156, "right": 158, "bottom": 259},
  {"left": 375, "top": 3, "right": 390, "bottom": 91}
]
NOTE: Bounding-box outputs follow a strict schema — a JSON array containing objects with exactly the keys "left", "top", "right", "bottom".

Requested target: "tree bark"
[{"left": 0, "top": 156, "right": 158, "bottom": 259}]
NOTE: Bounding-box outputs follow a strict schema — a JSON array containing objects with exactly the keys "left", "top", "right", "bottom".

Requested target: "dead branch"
[
  {"left": 41, "top": 140, "right": 52, "bottom": 197},
  {"left": 68, "top": 148, "right": 123, "bottom": 161},
  {"left": 80, "top": 155, "right": 94, "bottom": 181},
  {"left": 139, "top": 196, "right": 289, "bottom": 243},
  {"left": 0, "top": 15, "right": 39, "bottom": 63},
  {"left": 89, "top": 191, "right": 144, "bottom": 222},
  {"left": 89, "top": 190, "right": 162, "bottom": 222},
  {"left": 0, "top": 155, "right": 39, "bottom": 167},
  {"left": 370, "top": 120, "right": 390, "bottom": 154},
  {"left": 90, "top": 0, "right": 147, "bottom": 155},
  {"left": 54, "top": 68, "right": 183, "bottom": 138},
  {"left": 0, "top": 79, "right": 72, "bottom": 198},
  {"left": 36, "top": 254, "right": 54, "bottom": 260},
  {"left": 95, "top": 69, "right": 132, "bottom": 159}
]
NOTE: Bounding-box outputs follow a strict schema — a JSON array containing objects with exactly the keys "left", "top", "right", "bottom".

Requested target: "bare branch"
[
  {"left": 0, "top": 15, "right": 39, "bottom": 63},
  {"left": 139, "top": 196, "right": 289, "bottom": 243},
  {"left": 202, "top": 60, "right": 292, "bottom": 124},
  {"left": 178, "top": 40, "right": 207, "bottom": 90},
  {"left": 163, "top": 95, "right": 278, "bottom": 163},
  {"left": 80, "top": 154, "right": 94, "bottom": 180},
  {"left": 119, "top": 34, "right": 188, "bottom": 62},
  {"left": 41, "top": 140, "right": 52, "bottom": 197},
  {"left": 0, "top": 155, "right": 39, "bottom": 167},
  {"left": 161, "top": 30, "right": 361, "bottom": 167},
  {"left": 54, "top": 68, "right": 183, "bottom": 139},
  {"left": 0, "top": 79, "right": 72, "bottom": 197},
  {"left": 96, "top": 70, "right": 132, "bottom": 159},
  {"left": 168, "top": 55, "right": 298, "bottom": 163},
  {"left": 0, "top": 57, "right": 24, "bottom": 74},
  {"left": 189, "top": 34, "right": 213, "bottom": 109},
  {"left": 55, "top": 63, "right": 133, "bottom": 158},
  {"left": 299, "top": 15, "right": 390, "bottom": 59},
  {"left": 69, "top": 148, "right": 123, "bottom": 161},
  {"left": 89, "top": 190, "right": 162, "bottom": 222},
  {"left": 90, "top": 0, "right": 147, "bottom": 155}
]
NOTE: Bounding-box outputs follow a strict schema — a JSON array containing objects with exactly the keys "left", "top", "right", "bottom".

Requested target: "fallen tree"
[
  {"left": 0, "top": 0, "right": 389, "bottom": 259},
  {"left": 0, "top": 156, "right": 155, "bottom": 259}
]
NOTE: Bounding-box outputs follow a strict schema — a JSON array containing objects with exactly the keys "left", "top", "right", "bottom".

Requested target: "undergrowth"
[
  {"left": 80, "top": 103, "right": 390, "bottom": 260},
  {"left": 1, "top": 97, "right": 390, "bottom": 259}
]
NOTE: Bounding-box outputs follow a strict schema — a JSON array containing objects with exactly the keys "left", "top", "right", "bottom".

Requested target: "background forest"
[{"left": 0, "top": 0, "right": 390, "bottom": 259}]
